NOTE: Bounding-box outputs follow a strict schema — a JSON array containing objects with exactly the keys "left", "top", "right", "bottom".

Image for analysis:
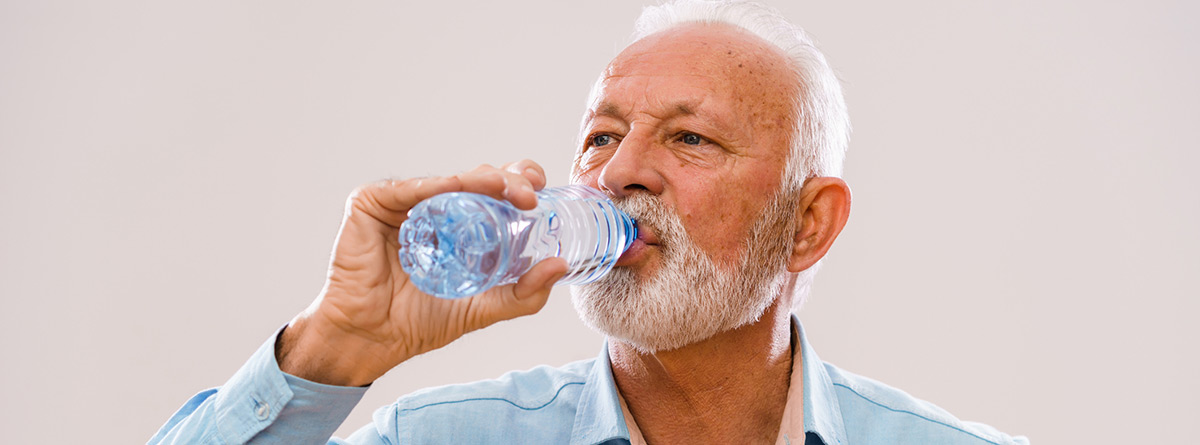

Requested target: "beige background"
[{"left": 2, "top": 0, "right": 1197, "bottom": 443}]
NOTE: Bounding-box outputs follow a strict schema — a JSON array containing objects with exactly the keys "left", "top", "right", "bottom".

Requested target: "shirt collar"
[
  {"left": 569, "top": 339, "right": 631, "bottom": 445},
  {"left": 570, "top": 316, "right": 848, "bottom": 445},
  {"left": 795, "top": 314, "right": 848, "bottom": 445}
]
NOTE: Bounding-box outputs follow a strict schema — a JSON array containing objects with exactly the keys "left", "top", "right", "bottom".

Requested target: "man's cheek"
[{"left": 571, "top": 153, "right": 612, "bottom": 185}]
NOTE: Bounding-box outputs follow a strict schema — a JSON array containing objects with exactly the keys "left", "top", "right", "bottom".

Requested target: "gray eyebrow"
[
  {"left": 595, "top": 103, "right": 622, "bottom": 119},
  {"left": 591, "top": 101, "right": 699, "bottom": 121}
]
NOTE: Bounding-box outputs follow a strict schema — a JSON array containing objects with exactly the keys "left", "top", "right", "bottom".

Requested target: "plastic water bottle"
[{"left": 398, "top": 185, "right": 637, "bottom": 299}]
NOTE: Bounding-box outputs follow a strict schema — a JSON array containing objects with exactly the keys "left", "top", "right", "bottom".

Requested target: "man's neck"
[{"left": 609, "top": 299, "right": 796, "bottom": 444}]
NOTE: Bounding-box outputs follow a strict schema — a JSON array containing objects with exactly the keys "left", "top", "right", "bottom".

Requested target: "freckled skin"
[
  {"left": 269, "top": 20, "right": 845, "bottom": 445},
  {"left": 571, "top": 23, "right": 800, "bottom": 272}
]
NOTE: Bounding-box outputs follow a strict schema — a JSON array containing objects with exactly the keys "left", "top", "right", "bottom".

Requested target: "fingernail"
[{"left": 524, "top": 167, "right": 539, "bottom": 178}]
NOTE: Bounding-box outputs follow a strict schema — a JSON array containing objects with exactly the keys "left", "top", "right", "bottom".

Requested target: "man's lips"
[{"left": 616, "top": 228, "right": 658, "bottom": 266}]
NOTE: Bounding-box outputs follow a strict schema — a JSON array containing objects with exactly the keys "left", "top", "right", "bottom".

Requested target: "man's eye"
[
  {"left": 591, "top": 134, "right": 613, "bottom": 147},
  {"left": 681, "top": 133, "right": 703, "bottom": 145}
]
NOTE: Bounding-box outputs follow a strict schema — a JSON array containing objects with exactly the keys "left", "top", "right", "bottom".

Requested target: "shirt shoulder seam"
[
  {"left": 831, "top": 382, "right": 1006, "bottom": 445},
  {"left": 400, "top": 380, "right": 586, "bottom": 413}
]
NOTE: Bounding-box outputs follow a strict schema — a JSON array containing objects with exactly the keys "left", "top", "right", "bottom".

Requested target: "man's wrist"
[{"left": 275, "top": 314, "right": 391, "bottom": 387}]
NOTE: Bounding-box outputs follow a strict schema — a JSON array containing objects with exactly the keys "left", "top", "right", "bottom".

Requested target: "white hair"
[
  {"left": 632, "top": 0, "right": 850, "bottom": 188},
  {"left": 629, "top": 0, "right": 850, "bottom": 309}
]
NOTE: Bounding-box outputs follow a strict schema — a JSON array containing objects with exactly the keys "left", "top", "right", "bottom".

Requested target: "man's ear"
[{"left": 787, "top": 177, "right": 851, "bottom": 273}]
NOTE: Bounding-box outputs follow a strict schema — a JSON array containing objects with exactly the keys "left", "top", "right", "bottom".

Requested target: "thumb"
[
  {"left": 513, "top": 257, "right": 568, "bottom": 302},
  {"left": 462, "top": 258, "right": 568, "bottom": 331}
]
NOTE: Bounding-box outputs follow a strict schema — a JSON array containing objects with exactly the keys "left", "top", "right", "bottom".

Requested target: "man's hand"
[{"left": 276, "top": 160, "right": 569, "bottom": 387}]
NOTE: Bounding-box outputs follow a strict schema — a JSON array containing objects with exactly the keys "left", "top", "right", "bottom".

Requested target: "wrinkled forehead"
[{"left": 589, "top": 23, "right": 797, "bottom": 119}]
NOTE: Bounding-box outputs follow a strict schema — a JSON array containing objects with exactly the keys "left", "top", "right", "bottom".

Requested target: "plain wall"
[{"left": 1, "top": 0, "right": 1196, "bottom": 443}]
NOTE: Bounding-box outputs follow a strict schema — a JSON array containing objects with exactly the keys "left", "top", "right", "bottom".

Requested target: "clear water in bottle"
[{"left": 398, "top": 185, "right": 636, "bottom": 299}]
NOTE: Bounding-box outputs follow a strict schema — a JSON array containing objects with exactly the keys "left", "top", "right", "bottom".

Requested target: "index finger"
[
  {"left": 362, "top": 175, "right": 464, "bottom": 216},
  {"left": 503, "top": 159, "right": 548, "bottom": 191}
]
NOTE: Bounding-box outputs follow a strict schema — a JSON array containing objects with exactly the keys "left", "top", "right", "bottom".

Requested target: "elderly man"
[{"left": 152, "top": 1, "right": 1026, "bottom": 444}]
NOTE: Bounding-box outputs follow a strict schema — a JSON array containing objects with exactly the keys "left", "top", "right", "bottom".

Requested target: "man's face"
[
  {"left": 572, "top": 23, "right": 797, "bottom": 274},
  {"left": 569, "top": 23, "right": 800, "bottom": 351}
]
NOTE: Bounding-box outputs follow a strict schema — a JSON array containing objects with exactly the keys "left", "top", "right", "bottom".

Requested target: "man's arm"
[
  {"left": 151, "top": 161, "right": 568, "bottom": 443},
  {"left": 148, "top": 328, "right": 369, "bottom": 444},
  {"left": 276, "top": 162, "right": 567, "bottom": 387}
]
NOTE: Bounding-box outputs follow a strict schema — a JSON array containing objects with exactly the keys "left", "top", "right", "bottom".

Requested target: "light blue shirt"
[{"left": 150, "top": 317, "right": 1028, "bottom": 444}]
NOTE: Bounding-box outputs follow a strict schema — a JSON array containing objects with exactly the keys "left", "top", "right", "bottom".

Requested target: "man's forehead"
[
  {"left": 590, "top": 76, "right": 717, "bottom": 118},
  {"left": 606, "top": 23, "right": 790, "bottom": 80},
  {"left": 587, "top": 23, "right": 795, "bottom": 122}
]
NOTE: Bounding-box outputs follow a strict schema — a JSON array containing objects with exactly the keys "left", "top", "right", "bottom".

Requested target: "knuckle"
[
  {"left": 502, "top": 170, "right": 524, "bottom": 182},
  {"left": 482, "top": 172, "right": 506, "bottom": 187},
  {"left": 347, "top": 184, "right": 371, "bottom": 201}
]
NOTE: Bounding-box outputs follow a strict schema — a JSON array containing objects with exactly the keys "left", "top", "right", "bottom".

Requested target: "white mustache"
[{"left": 610, "top": 193, "right": 686, "bottom": 252}]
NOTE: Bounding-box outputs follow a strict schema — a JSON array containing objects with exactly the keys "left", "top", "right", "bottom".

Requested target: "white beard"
[{"left": 570, "top": 192, "right": 796, "bottom": 353}]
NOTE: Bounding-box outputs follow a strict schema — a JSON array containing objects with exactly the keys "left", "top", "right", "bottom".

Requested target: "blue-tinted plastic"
[{"left": 398, "top": 185, "right": 636, "bottom": 299}]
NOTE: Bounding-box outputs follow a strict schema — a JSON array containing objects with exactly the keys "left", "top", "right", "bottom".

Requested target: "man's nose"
[{"left": 597, "top": 132, "right": 664, "bottom": 198}]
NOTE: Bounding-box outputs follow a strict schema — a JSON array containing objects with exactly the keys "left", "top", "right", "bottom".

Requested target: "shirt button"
[{"left": 255, "top": 400, "right": 270, "bottom": 420}]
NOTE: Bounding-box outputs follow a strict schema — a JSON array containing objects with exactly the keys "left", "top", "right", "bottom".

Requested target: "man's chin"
[
  {"left": 575, "top": 310, "right": 751, "bottom": 355},
  {"left": 569, "top": 277, "right": 752, "bottom": 354}
]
